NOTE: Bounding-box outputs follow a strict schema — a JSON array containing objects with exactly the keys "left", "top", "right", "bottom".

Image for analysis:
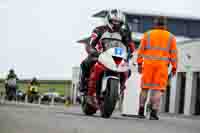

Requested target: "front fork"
[{"left": 97, "top": 75, "right": 121, "bottom": 103}]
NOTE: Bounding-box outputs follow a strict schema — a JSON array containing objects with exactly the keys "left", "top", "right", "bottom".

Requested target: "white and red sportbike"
[{"left": 79, "top": 32, "right": 130, "bottom": 118}]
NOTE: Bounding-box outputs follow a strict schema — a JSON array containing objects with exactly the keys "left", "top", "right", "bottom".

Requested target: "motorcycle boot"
[
  {"left": 80, "top": 59, "right": 91, "bottom": 93},
  {"left": 86, "top": 95, "right": 98, "bottom": 109}
]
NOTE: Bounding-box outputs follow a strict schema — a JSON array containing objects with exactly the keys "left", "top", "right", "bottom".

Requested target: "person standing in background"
[{"left": 137, "top": 16, "right": 178, "bottom": 120}]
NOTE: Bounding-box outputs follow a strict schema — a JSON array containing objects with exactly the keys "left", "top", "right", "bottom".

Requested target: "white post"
[
  {"left": 51, "top": 95, "right": 55, "bottom": 106},
  {"left": 184, "top": 72, "right": 197, "bottom": 115},
  {"left": 160, "top": 92, "right": 167, "bottom": 113},
  {"left": 169, "top": 73, "right": 182, "bottom": 114},
  {"left": 15, "top": 96, "right": 18, "bottom": 104},
  {"left": 71, "top": 84, "right": 75, "bottom": 104},
  {"left": 38, "top": 96, "right": 41, "bottom": 105},
  {"left": 0, "top": 92, "right": 4, "bottom": 104},
  {"left": 15, "top": 91, "right": 18, "bottom": 104},
  {"left": 25, "top": 95, "right": 28, "bottom": 104},
  {"left": 73, "top": 84, "right": 77, "bottom": 104},
  {"left": 2, "top": 92, "right": 6, "bottom": 104}
]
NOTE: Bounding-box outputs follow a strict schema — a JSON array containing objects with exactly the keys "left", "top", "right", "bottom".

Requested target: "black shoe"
[
  {"left": 138, "top": 107, "right": 146, "bottom": 119},
  {"left": 149, "top": 109, "right": 159, "bottom": 120}
]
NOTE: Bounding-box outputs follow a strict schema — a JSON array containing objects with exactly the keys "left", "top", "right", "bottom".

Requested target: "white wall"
[{"left": 178, "top": 41, "right": 200, "bottom": 72}]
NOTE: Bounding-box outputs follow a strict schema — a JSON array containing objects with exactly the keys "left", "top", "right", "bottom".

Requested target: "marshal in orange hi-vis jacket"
[{"left": 137, "top": 29, "right": 178, "bottom": 91}]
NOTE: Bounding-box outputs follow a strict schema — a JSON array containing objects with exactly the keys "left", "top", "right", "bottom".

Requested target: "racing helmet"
[
  {"left": 106, "top": 9, "right": 126, "bottom": 30},
  {"left": 9, "top": 69, "right": 14, "bottom": 73}
]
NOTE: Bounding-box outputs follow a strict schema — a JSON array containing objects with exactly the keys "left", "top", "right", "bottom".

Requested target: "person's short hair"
[{"left": 154, "top": 16, "right": 167, "bottom": 26}]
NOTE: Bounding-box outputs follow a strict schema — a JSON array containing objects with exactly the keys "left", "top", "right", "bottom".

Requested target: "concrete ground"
[{"left": 0, "top": 103, "right": 200, "bottom": 133}]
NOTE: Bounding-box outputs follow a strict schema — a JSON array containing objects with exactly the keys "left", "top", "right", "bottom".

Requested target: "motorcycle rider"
[
  {"left": 27, "top": 77, "right": 40, "bottom": 102},
  {"left": 29, "top": 77, "right": 40, "bottom": 86},
  {"left": 80, "top": 9, "right": 135, "bottom": 107},
  {"left": 27, "top": 77, "right": 40, "bottom": 93},
  {"left": 5, "top": 69, "right": 19, "bottom": 100}
]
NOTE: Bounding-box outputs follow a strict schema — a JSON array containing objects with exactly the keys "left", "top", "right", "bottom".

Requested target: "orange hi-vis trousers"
[{"left": 141, "top": 62, "right": 168, "bottom": 91}]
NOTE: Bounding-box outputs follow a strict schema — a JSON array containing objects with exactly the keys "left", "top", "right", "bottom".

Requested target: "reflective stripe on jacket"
[{"left": 137, "top": 29, "right": 178, "bottom": 69}]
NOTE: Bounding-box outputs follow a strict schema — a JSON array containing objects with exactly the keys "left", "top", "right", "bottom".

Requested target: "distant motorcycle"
[
  {"left": 27, "top": 85, "right": 39, "bottom": 103},
  {"left": 16, "top": 90, "right": 26, "bottom": 102},
  {"left": 79, "top": 37, "right": 130, "bottom": 118}
]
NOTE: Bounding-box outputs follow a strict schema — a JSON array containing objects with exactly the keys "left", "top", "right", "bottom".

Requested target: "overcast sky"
[{"left": 0, "top": 0, "right": 199, "bottom": 79}]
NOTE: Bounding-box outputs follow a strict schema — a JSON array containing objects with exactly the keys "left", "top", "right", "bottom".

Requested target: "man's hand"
[
  {"left": 138, "top": 64, "right": 142, "bottom": 74},
  {"left": 171, "top": 68, "right": 177, "bottom": 77}
]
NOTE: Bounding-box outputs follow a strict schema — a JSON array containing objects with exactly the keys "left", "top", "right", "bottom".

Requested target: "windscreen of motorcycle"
[
  {"left": 102, "top": 39, "right": 127, "bottom": 54},
  {"left": 101, "top": 38, "right": 128, "bottom": 59}
]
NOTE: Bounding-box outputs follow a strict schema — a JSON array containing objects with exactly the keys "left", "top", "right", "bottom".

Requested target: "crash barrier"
[
  {"left": 160, "top": 72, "right": 200, "bottom": 115},
  {"left": 0, "top": 91, "right": 5, "bottom": 104},
  {"left": 0, "top": 91, "right": 71, "bottom": 106},
  {"left": 121, "top": 70, "right": 200, "bottom": 116}
]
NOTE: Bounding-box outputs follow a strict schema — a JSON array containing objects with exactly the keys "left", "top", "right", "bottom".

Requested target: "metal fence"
[{"left": 0, "top": 91, "right": 72, "bottom": 106}]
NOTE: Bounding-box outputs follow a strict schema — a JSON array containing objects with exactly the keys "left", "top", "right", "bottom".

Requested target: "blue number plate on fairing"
[{"left": 114, "top": 47, "right": 123, "bottom": 56}]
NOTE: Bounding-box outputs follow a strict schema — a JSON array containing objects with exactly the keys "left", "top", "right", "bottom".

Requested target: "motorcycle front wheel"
[{"left": 100, "top": 79, "right": 119, "bottom": 118}]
